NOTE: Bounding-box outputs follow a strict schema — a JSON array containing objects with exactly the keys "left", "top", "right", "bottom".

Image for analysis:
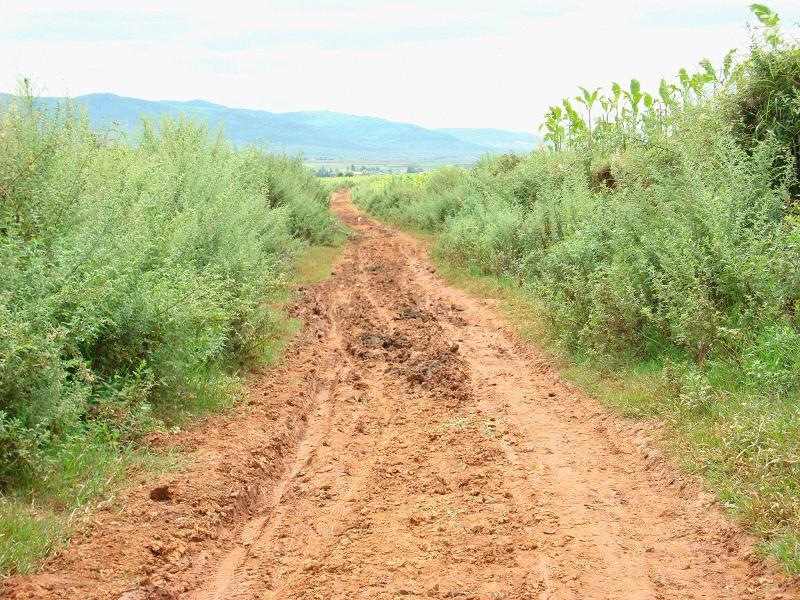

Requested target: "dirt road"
[{"left": 5, "top": 191, "right": 797, "bottom": 599}]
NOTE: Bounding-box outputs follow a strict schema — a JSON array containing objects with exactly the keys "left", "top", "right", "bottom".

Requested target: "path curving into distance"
[{"left": 5, "top": 190, "right": 797, "bottom": 600}]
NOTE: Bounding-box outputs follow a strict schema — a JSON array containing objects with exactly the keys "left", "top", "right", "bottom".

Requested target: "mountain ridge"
[{"left": 0, "top": 92, "right": 539, "bottom": 161}]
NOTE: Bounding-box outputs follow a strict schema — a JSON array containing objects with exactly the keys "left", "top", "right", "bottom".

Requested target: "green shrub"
[
  {"left": 0, "top": 91, "right": 336, "bottom": 501},
  {"left": 731, "top": 16, "right": 800, "bottom": 195}
]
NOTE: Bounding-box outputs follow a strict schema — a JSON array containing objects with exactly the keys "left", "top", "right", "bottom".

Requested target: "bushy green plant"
[
  {"left": 0, "top": 90, "right": 336, "bottom": 510},
  {"left": 731, "top": 7, "right": 800, "bottom": 195}
]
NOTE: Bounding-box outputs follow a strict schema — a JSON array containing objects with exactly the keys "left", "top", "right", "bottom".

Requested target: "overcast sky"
[{"left": 1, "top": 1, "right": 798, "bottom": 132}]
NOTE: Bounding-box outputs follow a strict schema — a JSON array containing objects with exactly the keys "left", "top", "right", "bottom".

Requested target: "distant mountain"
[
  {"left": 436, "top": 128, "right": 539, "bottom": 152},
  {"left": 0, "top": 92, "right": 538, "bottom": 161}
]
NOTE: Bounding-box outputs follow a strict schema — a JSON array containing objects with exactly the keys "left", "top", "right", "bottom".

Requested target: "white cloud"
[{"left": 1, "top": 1, "right": 798, "bottom": 131}]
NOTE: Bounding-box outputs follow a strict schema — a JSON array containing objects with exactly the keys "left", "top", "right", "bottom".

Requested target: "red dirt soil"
[{"left": 4, "top": 191, "right": 798, "bottom": 599}]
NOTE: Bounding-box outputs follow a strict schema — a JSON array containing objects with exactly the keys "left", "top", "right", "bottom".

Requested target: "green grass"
[
  {"left": 0, "top": 443, "right": 179, "bottom": 577},
  {"left": 294, "top": 244, "right": 345, "bottom": 286},
  {"left": 0, "top": 506, "right": 69, "bottom": 576}
]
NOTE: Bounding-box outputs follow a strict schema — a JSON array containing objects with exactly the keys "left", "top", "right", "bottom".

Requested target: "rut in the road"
[
  {"left": 198, "top": 207, "right": 529, "bottom": 599},
  {"left": 4, "top": 191, "right": 797, "bottom": 600}
]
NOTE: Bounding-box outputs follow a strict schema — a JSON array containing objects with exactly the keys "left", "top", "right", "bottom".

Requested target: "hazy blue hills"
[
  {"left": 435, "top": 128, "right": 539, "bottom": 152},
  {"left": 0, "top": 92, "right": 539, "bottom": 161}
]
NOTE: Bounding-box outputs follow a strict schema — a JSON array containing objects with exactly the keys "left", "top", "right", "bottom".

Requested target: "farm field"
[{"left": 305, "top": 160, "right": 472, "bottom": 176}]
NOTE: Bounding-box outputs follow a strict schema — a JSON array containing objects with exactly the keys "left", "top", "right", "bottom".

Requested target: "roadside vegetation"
[
  {"left": 353, "top": 6, "right": 800, "bottom": 573},
  {"left": 0, "top": 86, "right": 340, "bottom": 575}
]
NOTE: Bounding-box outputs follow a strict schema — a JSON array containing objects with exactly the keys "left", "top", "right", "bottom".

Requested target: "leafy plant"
[{"left": 0, "top": 86, "right": 339, "bottom": 574}]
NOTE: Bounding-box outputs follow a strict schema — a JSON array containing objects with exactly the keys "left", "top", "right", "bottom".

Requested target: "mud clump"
[
  {"left": 149, "top": 485, "right": 172, "bottom": 502},
  {"left": 394, "top": 306, "right": 435, "bottom": 322},
  {"left": 360, "top": 333, "right": 395, "bottom": 349},
  {"left": 118, "top": 585, "right": 175, "bottom": 600},
  {"left": 349, "top": 331, "right": 411, "bottom": 360},
  {"left": 405, "top": 352, "right": 468, "bottom": 392}
]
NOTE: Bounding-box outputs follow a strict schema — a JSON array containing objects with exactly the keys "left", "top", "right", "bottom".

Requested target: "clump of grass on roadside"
[{"left": 0, "top": 85, "right": 341, "bottom": 575}]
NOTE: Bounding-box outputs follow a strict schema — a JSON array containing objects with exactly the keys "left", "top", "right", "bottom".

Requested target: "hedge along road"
[{"left": 4, "top": 190, "right": 798, "bottom": 600}]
